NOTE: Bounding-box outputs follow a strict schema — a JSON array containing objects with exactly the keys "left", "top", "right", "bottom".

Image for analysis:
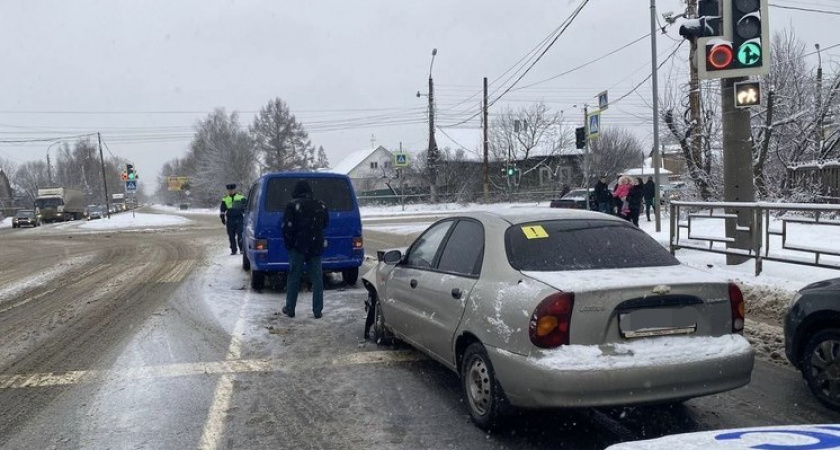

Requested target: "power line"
[{"left": 769, "top": 3, "right": 840, "bottom": 15}]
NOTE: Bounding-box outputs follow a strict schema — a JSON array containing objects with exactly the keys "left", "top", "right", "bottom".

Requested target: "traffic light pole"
[
  {"left": 583, "top": 105, "right": 590, "bottom": 187},
  {"left": 650, "top": 0, "right": 662, "bottom": 231},
  {"left": 483, "top": 77, "right": 489, "bottom": 203},
  {"left": 722, "top": 76, "right": 755, "bottom": 264}
]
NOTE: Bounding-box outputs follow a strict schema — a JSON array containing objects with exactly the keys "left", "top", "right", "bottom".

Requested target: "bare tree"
[
  {"left": 13, "top": 160, "right": 50, "bottom": 206},
  {"left": 250, "top": 98, "right": 316, "bottom": 172},
  {"left": 589, "top": 129, "right": 646, "bottom": 180},
  {"left": 185, "top": 109, "right": 257, "bottom": 206}
]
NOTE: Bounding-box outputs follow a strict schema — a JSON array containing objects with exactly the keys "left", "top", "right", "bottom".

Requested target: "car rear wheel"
[
  {"left": 342, "top": 268, "right": 359, "bottom": 285},
  {"left": 372, "top": 298, "right": 394, "bottom": 345},
  {"left": 242, "top": 253, "right": 251, "bottom": 271},
  {"left": 802, "top": 329, "right": 840, "bottom": 411},
  {"left": 251, "top": 270, "right": 265, "bottom": 291},
  {"left": 461, "top": 342, "right": 508, "bottom": 430}
]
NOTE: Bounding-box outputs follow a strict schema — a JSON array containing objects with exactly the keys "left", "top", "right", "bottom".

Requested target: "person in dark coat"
[
  {"left": 220, "top": 183, "right": 246, "bottom": 255},
  {"left": 626, "top": 177, "right": 644, "bottom": 226},
  {"left": 281, "top": 180, "right": 329, "bottom": 319},
  {"left": 643, "top": 176, "right": 656, "bottom": 221},
  {"left": 594, "top": 175, "right": 613, "bottom": 214}
]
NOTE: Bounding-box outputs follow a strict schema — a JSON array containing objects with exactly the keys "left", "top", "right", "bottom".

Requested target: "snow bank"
[{"left": 75, "top": 212, "right": 192, "bottom": 230}]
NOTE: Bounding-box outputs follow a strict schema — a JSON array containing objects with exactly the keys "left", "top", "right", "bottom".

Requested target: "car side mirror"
[{"left": 383, "top": 250, "right": 403, "bottom": 265}]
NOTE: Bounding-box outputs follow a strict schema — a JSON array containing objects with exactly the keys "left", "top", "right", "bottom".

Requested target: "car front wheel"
[
  {"left": 802, "top": 329, "right": 840, "bottom": 411},
  {"left": 461, "top": 342, "right": 508, "bottom": 430},
  {"left": 242, "top": 253, "right": 251, "bottom": 271},
  {"left": 372, "top": 297, "right": 394, "bottom": 345}
]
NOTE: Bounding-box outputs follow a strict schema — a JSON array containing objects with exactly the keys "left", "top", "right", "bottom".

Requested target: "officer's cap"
[{"left": 226, "top": 183, "right": 236, "bottom": 190}]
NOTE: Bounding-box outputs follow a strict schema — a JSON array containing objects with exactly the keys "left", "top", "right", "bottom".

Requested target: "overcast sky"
[{"left": 1, "top": 0, "right": 838, "bottom": 193}]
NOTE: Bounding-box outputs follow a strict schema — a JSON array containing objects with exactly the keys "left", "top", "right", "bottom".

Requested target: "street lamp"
[{"left": 418, "top": 48, "right": 439, "bottom": 202}]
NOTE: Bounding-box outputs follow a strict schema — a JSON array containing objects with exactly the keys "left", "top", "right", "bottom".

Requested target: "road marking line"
[
  {"left": 0, "top": 351, "right": 423, "bottom": 390},
  {"left": 198, "top": 286, "right": 251, "bottom": 450}
]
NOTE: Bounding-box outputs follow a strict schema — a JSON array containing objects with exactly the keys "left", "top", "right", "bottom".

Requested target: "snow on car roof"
[{"left": 475, "top": 208, "right": 620, "bottom": 224}]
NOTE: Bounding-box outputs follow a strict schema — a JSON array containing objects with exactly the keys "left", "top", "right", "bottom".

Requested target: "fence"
[
  {"left": 356, "top": 188, "right": 566, "bottom": 209},
  {"left": 669, "top": 201, "right": 840, "bottom": 275}
]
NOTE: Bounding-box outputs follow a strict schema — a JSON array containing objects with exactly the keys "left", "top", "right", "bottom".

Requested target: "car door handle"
[
  {"left": 451, "top": 288, "right": 462, "bottom": 299},
  {"left": 410, "top": 279, "right": 418, "bottom": 289}
]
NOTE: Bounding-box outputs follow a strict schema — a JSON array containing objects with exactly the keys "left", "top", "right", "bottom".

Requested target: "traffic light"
[
  {"left": 679, "top": 0, "right": 722, "bottom": 39},
  {"left": 506, "top": 165, "right": 516, "bottom": 177},
  {"left": 734, "top": 80, "right": 761, "bottom": 108},
  {"left": 126, "top": 164, "right": 138, "bottom": 180},
  {"left": 698, "top": 0, "right": 769, "bottom": 79},
  {"left": 121, "top": 171, "right": 128, "bottom": 181},
  {"left": 575, "top": 127, "right": 586, "bottom": 149}
]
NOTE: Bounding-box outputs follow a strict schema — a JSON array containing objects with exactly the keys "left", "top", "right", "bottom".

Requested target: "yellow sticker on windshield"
[{"left": 521, "top": 225, "right": 548, "bottom": 239}]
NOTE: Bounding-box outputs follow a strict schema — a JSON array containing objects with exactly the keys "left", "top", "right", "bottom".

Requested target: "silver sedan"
[{"left": 362, "top": 208, "right": 754, "bottom": 429}]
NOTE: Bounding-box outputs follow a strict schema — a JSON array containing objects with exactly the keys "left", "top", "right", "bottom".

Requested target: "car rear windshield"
[
  {"left": 264, "top": 177, "right": 355, "bottom": 212},
  {"left": 505, "top": 219, "right": 679, "bottom": 271}
]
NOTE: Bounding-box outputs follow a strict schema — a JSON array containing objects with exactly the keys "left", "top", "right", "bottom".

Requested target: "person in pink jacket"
[{"left": 613, "top": 176, "right": 632, "bottom": 217}]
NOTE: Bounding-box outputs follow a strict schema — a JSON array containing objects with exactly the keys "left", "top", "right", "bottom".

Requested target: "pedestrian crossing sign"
[{"left": 394, "top": 153, "right": 409, "bottom": 167}]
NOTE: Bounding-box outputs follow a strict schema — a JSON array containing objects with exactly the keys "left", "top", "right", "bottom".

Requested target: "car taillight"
[
  {"left": 353, "top": 237, "right": 363, "bottom": 249},
  {"left": 529, "top": 292, "right": 574, "bottom": 348},
  {"left": 729, "top": 282, "right": 745, "bottom": 333},
  {"left": 254, "top": 239, "right": 268, "bottom": 251}
]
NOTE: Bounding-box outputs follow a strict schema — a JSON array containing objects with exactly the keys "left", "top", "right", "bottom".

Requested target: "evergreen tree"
[{"left": 250, "top": 98, "right": 316, "bottom": 172}]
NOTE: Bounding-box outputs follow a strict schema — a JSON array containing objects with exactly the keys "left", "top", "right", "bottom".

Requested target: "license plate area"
[{"left": 619, "top": 307, "right": 697, "bottom": 339}]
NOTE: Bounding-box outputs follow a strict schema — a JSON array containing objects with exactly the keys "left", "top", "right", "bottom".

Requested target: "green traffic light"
[{"left": 737, "top": 42, "right": 761, "bottom": 66}]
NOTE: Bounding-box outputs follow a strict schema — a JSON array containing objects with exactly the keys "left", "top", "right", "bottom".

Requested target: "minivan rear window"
[
  {"left": 264, "top": 177, "right": 355, "bottom": 212},
  {"left": 505, "top": 219, "right": 679, "bottom": 271}
]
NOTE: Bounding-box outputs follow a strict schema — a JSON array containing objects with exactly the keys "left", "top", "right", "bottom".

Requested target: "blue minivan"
[{"left": 242, "top": 172, "right": 364, "bottom": 290}]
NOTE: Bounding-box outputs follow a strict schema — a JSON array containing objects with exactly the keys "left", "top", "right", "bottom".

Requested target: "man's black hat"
[{"left": 226, "top": 183, "right": 236, "bottom": 190}]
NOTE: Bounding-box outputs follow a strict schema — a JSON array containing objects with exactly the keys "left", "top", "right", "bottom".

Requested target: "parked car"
[
  {"left": 12, "top": 210, "right": 38, "bottom": 228},
  {"left": 87, "top": 205, "right": 106, "bottom": 220},
  {"left": 242, "top": 172, "right": 364, "bottom": 290},
  {"left": 362, "top": 209, "right": 754, "bottom": 429},
  {"left": 660, "top": 182, "right": 687, "bottom": 204},
  {"left": 784, "top": 277, "right": 840, "bottom": 411},
  {"left": 549, "top": 188, "right": 597, "bottom": 210}
]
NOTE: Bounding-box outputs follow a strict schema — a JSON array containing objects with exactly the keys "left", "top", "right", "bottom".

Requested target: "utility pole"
[
  {"left": 688, "top": 0, "right": 703, "bottom": 172},
  {"left": 651, "top": 0, "right": 663, "bottom": 231},
  {"left": 427, "top": 49, "right": 438, "bottom": 203},
  {"left": 722, "top": 77, "right": 755, "bottom": 264},
  {"left": 98, "top": 132, "right": 111, "bottom": 219},
  {"left": 46, "top": 153, "right": 52, "bottom": 185},
  {"left": 816, "top": 43, "right": 824, "bottom": 156},
  {"left": 483, "top": 77, "right": 489, "bottom": 203},
  {"left": 583, "top": 105, "right": 590, "bottom": 186}
]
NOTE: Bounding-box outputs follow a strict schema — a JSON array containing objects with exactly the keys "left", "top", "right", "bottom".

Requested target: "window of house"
[{"left": 370, "top": 162, "right": 378, "bottom": 169}]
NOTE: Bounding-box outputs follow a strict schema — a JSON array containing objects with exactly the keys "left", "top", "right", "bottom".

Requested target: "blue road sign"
[
  {"left": 126, "top": 180, "right": 137, "bottom": 192},
  {"left": 394, "top": 152, "right": 410, "bottom": 167}
]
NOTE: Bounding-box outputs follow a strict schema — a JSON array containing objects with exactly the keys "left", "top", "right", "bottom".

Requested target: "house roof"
[{"left": 330, "top": 146, "right": 390, "bottom": 175}]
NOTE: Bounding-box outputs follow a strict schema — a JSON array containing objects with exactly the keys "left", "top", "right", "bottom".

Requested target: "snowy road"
[{"left": 0, "top": 208, "right": 837, "bottom": 449}]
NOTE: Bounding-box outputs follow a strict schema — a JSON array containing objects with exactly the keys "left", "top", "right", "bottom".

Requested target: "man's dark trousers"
[
  {"left": 285, "top": 249, "right": 324, "bottom": 316},
  {"left": 226, "top": 217, "right": 243, "bottom": 253}
]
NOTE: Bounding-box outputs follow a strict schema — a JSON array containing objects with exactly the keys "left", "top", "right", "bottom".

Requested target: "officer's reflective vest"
[{"left": 222, "top": 194, "right": 246, "bottom": 218}]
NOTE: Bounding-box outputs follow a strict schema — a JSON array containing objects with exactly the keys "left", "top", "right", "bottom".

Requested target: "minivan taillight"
[
  {"left": 729, "top": 282, "right": 745, "bottom": 333},
  {"left": 353, "top": 237, "right": 363, "bottom": 249},
  {"left": 529, "top": 292, "right": 574, "bottom": 348},
  {"left": 254, "top": 239, "right": 268, "bottom": 251}
]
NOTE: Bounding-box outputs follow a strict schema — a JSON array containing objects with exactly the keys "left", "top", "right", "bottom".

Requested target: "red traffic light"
[
  {"left": 121, "top": 172, "right": 128, "bottom": 181},
  {"left": 707, "top": 42, "right": 734, "bottom": 70}
]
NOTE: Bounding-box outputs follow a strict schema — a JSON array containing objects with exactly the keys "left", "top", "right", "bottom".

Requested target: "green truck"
[{"left": 35, "top": 187, "right": 85, "bottom": 223}]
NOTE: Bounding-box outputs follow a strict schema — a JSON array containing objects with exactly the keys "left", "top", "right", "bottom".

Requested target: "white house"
[
  {"left": 330, "top": 146, "right": 395, "bottom": 193},
  {"left": 622, "top": 157, "right": 672, "bottom": 186}
]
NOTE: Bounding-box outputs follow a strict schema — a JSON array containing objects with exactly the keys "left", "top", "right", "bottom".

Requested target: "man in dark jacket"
[
  {"left": 594, "top": 175, "right": 613, "bottom": 214},
  {"left": 643, "top": 176, "right": 656, "bottom": 221},
  {"left": 281, "top": 180, "right": 329, "bottom": 319},
  {"left": 220, "top": 183, "right": 246, "bottom": 255}
]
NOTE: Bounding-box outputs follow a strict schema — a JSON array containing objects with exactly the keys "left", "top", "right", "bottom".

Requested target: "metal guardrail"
[{"left": 669, "top": 201, "right": 840, "bottom": 275}]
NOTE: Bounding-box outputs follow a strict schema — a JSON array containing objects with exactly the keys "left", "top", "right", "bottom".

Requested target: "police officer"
[{"left": 220, "top": 183, "right": 246, "bottom": 255}]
